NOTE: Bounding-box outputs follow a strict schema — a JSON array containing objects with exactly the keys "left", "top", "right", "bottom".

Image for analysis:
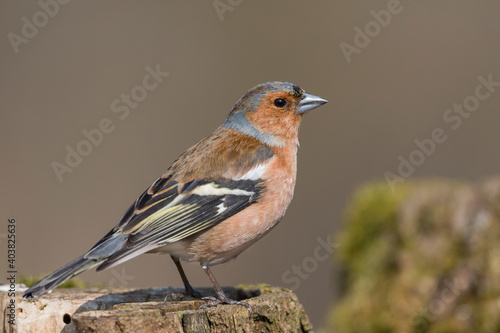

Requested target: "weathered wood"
[{"left": 2, "top": 285, "right": 313, "bottom": 332}]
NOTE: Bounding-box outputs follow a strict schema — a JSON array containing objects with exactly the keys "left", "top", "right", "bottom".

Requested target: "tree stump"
[
  {"left": 329, "top": 177, "right": 500, "bottom": 332},
  {"left": 2, "top": 285, "right": 313, "bottom": 332}
]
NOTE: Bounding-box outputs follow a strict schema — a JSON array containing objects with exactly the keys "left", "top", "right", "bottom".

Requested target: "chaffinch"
[{"left": 23, "top": 81, "right": 328, "bottom": 310}]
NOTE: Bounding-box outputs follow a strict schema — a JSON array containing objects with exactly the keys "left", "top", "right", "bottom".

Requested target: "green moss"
[
  {"left": 328, "top": 178, "right": 500, "bottom": 333},
  {"left": 19, "top": 274, "right": 90, "bottom": 289},
  {"left": 337, "top": 181, "right": 411, "bottom": 278},
  {"left": 237, "top": 283, "right": 290, "bottom": 295}
]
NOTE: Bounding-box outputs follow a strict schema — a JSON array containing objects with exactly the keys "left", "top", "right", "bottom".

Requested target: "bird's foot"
[{"left": 199, "top": 295, "right": 253, "bottom": 314}]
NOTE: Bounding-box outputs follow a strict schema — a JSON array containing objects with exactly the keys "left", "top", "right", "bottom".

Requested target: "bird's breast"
[{"left": 186, "top": 144, "right": 298, "bottom": 265}]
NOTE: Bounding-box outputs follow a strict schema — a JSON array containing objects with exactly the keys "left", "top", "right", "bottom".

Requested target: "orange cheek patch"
[
  {"left": 246, "top": 106, "right": 301, "bottom": 140},
  {"left": 245, "top": 92, "right": 302, "bottom": 140}
]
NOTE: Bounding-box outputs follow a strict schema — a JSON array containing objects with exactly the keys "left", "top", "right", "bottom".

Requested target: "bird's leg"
[
  {"left": 166, "top": 256, "right": 204, "bottom": 299},
  {"left": 199, "top": 264, "right": 252, "bottom": 313}
]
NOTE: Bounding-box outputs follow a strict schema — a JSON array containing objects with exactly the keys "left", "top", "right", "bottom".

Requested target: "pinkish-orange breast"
[{"left": 187, "top": 143, "right": 298, "bottom": 265}]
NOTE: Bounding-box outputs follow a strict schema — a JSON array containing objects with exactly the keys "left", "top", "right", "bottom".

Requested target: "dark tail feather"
[
  {"left": 22, "top": 255, "right": 103, "bottom": 298},
  {"left": 22, "top": 233, "right": 128, "bottom": 299}
]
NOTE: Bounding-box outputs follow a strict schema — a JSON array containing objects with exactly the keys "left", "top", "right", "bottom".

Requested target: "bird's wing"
[
  {"left": 127, "top": 176, "right": 264, "bottom": 244},
  {"left": 94, "top": 131, "right": 274, "bottom": 270}
]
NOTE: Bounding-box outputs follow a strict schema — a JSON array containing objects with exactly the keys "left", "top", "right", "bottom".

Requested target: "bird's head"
[{"left": 223, "top": 81, "right": 328, "bottom": 146}]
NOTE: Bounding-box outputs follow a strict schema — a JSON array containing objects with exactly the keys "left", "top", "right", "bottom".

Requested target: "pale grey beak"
[{"left": 297, "top": 93, "right": 328, "bottom": 115}]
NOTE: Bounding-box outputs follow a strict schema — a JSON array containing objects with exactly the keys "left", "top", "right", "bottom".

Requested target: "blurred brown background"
[{"left": 1, "top": 0, "right": 499, "bottom": 329}]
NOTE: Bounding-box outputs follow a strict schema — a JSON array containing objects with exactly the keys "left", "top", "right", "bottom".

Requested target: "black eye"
[{"left": 273, "top": 98, "right": 287, "bottom": 108}]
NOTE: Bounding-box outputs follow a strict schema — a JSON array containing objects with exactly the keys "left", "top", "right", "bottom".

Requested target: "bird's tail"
[
  {"left": 22, "top": 255, "right": 103, "bottom": 298},
  {"left": 23, "top": 232, "right": 128, "bottom": 299}
]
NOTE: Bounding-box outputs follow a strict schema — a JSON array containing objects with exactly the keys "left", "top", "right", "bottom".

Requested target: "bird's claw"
[{"left": 199, "top": 296, "right": 253, "bottom": 314}]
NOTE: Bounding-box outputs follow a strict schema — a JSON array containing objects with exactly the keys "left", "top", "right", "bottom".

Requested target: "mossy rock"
[{"left": 329, "top": 177, "right": 500, "bottom": 333}]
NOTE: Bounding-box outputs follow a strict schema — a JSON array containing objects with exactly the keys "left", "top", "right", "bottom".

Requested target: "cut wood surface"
[{"left": 2, "top": 285, "right": 313, "bottom": 332}]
